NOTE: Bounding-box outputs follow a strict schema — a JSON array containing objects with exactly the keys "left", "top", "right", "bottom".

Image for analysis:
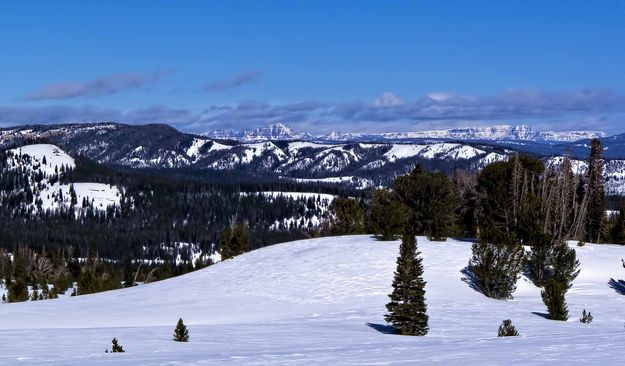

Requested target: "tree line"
[{"left": 326, "top": 139, "right": 612, "bottom": 335}]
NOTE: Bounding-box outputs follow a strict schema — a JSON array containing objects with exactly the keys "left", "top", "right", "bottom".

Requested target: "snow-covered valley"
[{"left": 1, "top": 235, "right": 624, "bottom": 365}]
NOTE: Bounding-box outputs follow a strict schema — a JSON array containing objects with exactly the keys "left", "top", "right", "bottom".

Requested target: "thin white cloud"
[
  {"left": 25, "top": 70, "right": 173, "bottom": 101},
  {"left": 203, "top": 70, "right": 262, "bottom": 93},
  {"left": 373, "top": 92, "right": 405, "bottom": 107}
]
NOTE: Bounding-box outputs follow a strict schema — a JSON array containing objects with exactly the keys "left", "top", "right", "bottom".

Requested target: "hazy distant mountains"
[
  {"left": 205, "top": 123, "right": 313, "bottom": 142},
  {"left": 204, "top": 123, "right": 606, "bottom": 143},
  {"left": 2, "top": 122, "right": 625, "bottom": 194}
]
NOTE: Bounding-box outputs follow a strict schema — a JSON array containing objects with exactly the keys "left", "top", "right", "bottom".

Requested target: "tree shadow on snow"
[
  {"left": 608, "top": 278, "right": 625, "bottom": 295},
  {"left": 531, "top": 312, "right": 550, "bottom": 319},
  {"left": 460, "top": 265, "right": 483, "bottom": 295},
  {"left": 365, "top": 322, "right": 396, "bottom": 334}
]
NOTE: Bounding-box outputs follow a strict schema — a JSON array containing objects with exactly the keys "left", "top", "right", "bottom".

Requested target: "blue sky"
[{"left": 0, "top": 0, "right": 624, "bottom": 134}]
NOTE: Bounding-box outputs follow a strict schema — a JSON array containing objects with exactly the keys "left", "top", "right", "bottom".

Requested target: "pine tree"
[
  {"left": 585, "top": 138, "right": 606, "bottom": 243},
  {"left": 330, "top": 198, "right": 366, "bottom": 235},
  {"left": 453, "top": 169, "right": 479, "bottom": 238},
  {"left": 173, "top": 318, "right": 190, "bottom": 342},
  {"left": 542, "top": 278, "right": 568, "bottom": 320},
  {"left": 469, "top": 229, "right": 524, "bottom": 300},
  {"left": 385, "top": 232, "right": 429, "bottom": 335},
  {"left": 551, "top": 243, "right": 580, "bottom": 289},
  {"left": 497, "top": 319, "right": 519, "bottom": 337},
  {"left": 527, "top": 234, "right": 555, "bottom": 287},
  {"left": 8, "top": 277, "right": 29, "bottom": 303},
  {"left": 540, "top": 242, "right": 579, "bottom": 320},
  {"left": 369, "top": 189, "right": 410, "bottom": 241},
  {"left": 122, "top": 257, "right": 135, "bottom": 288},
  {"left": 610, "top": 203, "right": 625, "bottom": 244},
  {"left": 219, "top": 223, "right": 252, "bottom": 260},
  {"left": 394, "top": 166, "right": 457, "bottom": 241},
  {"left": 69, "top": 184, "right": 78, "bottom": 207},
  {"left": 111, "top": 338, "right": 124, "bottom": 353}
]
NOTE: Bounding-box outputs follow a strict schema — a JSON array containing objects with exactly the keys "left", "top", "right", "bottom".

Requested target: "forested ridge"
[{"left": 0, "top": 144, "right": 352, "bottom": 301}]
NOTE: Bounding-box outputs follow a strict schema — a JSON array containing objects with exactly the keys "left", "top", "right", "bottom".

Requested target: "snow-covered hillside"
[
  {"left": 2, "top": 144, "right": 122, "bottom": 214},
  {"left": 1, "top": 235, "right": 624, "bottom": 365},
  {"left": 9, "top": 143, "right": 76, "bottom": 175}
]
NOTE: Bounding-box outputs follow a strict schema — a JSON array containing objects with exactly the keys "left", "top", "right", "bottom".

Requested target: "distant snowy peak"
[
  {"left": 537, "top": 130, "right": 608, "bottom": 142},
  {"left": 207, "top": 123, "right": 605, "bottom": 143},
  {"left": 205, "top": 123, "right": 312, "bottom": 142},
  {"left": 323, "top": 125, "right": 606, "bottom": 142}
]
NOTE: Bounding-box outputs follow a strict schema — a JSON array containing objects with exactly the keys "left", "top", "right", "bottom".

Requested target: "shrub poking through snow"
[
  {"left": 385, "top": 232, "right": 429, "bottom": 336},
  {"left": 497, "top": 319, "right": 519, "bottom": 337},
  {"left": 173, "top": 318, "right": 190, "bottom": 342},
  {"left": 111, "top": 338, "right": 125, "bottom": 353},
  {"left": 580, "top": 309, "right": 593, "bottom": 324}
]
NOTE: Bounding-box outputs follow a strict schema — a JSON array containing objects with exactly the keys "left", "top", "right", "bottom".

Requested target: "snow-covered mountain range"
[
  {"left": 204, "top": 123, "right": 606, "bottom": 143},
  {"left": 2, "top": 122, "right": 625, "bottom": 194},
  {"left": 205, "top": 123, "right": 313, "bottom": 142}
]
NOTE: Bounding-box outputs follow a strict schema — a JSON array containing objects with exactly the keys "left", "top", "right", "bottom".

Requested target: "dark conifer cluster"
[{"left": 374, "top": 139, "right": 610, "bottom": 335}]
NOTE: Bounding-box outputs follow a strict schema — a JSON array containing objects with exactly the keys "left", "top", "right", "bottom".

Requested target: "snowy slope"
[
  {"left": 9, "top": 143, "right": 76, "bottom": 175},
  {"left": 3, "top": 144, "right": 122, "bottom": 214},
  {"left": 1, "top": 236, "right": 624, "bottom": 365}
]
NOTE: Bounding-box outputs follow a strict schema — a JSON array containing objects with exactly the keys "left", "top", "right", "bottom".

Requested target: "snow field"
[
  {"left": 8, "top": 143, "right": 76, "bottom": 175},
  {"left": 0, "top": 236, "right": 624, "bottom": 364},
  {"left": 38, "top": 182, "right": 121, "bottom": 212}
]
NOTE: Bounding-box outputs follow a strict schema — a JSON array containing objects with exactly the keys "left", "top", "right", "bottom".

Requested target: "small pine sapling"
[
  {"left": 173, "top": 318, "right": 190, "bottom": 342},
  {"left": 111, "top": 338, "right": 125, "bottom": 353},
  {"left": 580, "top": 309, "right": 593, "bottom": 324},
  {"left": 497, "top": 319, "right": 519, "bottom": 337}
]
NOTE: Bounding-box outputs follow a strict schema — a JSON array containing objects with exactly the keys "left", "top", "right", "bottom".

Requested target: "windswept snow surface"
[{"left": 1, "top": 236, "right": 625, "bottom": 365}]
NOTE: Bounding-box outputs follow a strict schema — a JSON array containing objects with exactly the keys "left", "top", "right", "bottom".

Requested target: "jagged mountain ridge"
[
  {"left": 204, "top": 123, "right": 606, "bottom": 143},
  {"left": 205, "top": 123, "right": 314, "bottom": 142},
  {"left": 323, "top": 125, "right": 606, "bottom": 143},
  {"left": 1, "top": 122, "right": 625, "bottom": 194}
]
